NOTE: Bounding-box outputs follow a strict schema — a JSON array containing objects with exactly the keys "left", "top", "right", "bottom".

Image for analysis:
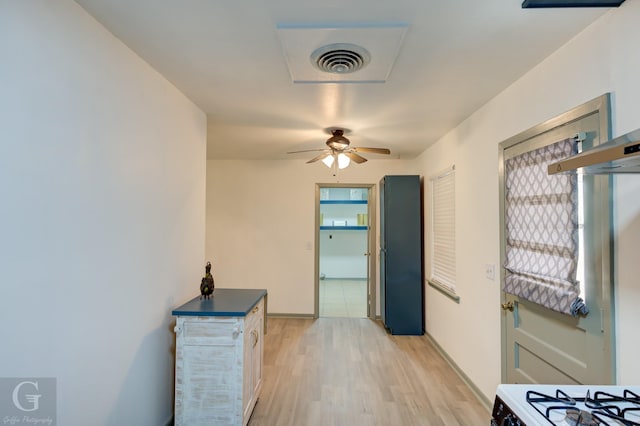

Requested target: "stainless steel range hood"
[{"left": 548, "top": 128, "right": 640, "bottom": 174}]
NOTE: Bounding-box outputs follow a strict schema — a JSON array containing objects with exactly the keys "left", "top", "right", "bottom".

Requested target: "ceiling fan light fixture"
[
  {"left": 326, "top": 129, "right": 351, "bottom": 150},
  {"left": 288, "top": 127, "right": 389, "bottom": 169},
  {"left": 327, "top": 139, "right": 349, "bottom": 150},
  {"left": 322, "top": 155, "right": 335, "bottom": 168},
  {"left": 337, "top": 153, "right": 351, "bottom": 169}
]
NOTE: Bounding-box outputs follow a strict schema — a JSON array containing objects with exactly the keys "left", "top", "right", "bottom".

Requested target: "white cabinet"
[
  {"left": 173, "top": 290, "right": 266, "bottom": 426},
  {"left": 242, "top": 302, "right": 263, "bottom": 422}
]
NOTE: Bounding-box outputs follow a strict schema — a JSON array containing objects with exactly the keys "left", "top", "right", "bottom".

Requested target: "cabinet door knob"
[{"left": 252, "top": 306, "right": 259, "bottom": 314}]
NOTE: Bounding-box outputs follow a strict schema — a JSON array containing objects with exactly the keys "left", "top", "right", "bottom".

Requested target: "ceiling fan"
[{"left": 287, "top": 128, "right": 391, "bottom": 169}]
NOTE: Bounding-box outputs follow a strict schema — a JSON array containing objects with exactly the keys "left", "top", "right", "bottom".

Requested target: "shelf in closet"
[
  {"left": 320, "top": 226, "right": 368, "bottom": 231},
  {"left": 319, "top": 200, "right": 367, "bottom": 204}
]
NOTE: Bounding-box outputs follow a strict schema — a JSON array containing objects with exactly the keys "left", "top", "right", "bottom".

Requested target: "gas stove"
[{"left": 492, "top": 384, "right": 640, "bottom": 425}]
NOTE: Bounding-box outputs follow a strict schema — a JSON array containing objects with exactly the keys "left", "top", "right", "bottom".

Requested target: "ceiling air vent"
[{"left": 310, "top": 43, "right": 371, "bottom": 74}]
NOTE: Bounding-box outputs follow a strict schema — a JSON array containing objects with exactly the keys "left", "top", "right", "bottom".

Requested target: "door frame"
[
  {"left": 314, "top": 183, "right": 377, "bottom": 320},
  {"left": 498, "top": 93, "right": 615, "bottom": 383}
]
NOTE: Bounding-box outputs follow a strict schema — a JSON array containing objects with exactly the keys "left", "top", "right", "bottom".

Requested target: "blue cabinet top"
[{"left": 172, "top": 288, "right": 267, "bottom": 317}]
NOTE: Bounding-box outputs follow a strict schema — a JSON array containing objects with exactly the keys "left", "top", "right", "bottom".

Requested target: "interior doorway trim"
[{"left": 314, "top": 183, "right": 377, "bottom": 320}]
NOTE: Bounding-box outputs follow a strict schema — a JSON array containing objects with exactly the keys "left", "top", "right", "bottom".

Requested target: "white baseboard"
[
  {"left": 266, "top": 313, "right": 315, "bottom": 318},
  {"left": 424, "top": 332, "right": 493, "bottom": 413}
]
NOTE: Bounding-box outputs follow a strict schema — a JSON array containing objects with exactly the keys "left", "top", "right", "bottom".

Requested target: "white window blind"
[{"left": 430, "top": 166, "right": 456, "bottom": 292}]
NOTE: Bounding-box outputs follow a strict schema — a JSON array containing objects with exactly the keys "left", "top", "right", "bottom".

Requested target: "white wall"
[
  {"left": 0, "top": 2, "right": 206, "bottom": 425},
  {"left": 320, "top": 198, "right": 369, "bottom": 279},
  {"left": 416, "top": 0, "right": 640, "bottom": 401},
  {"left": 319, "top": 230, "right": 368, "bottom": 279},
  {"left": 205, "top": 159, "right": 418, "bottom": 315}
]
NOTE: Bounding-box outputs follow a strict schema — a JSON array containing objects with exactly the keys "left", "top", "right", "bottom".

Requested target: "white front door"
[{"left": 499, "top": 94, "right": 615, "bottom": 385}]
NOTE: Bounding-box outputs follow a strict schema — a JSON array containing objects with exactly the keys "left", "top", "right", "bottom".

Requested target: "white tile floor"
[{"left": 319, "top": 279, "right": 368, "bottom": 318}]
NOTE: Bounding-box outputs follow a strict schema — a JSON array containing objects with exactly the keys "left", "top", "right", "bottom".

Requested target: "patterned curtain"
[{"left": 503, "top": 138, "right": 588, "bottom": 317}]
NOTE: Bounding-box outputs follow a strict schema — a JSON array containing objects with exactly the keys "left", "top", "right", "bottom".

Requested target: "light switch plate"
[{"left": 485, "top": 264, "right": 495, "bottom": 280}]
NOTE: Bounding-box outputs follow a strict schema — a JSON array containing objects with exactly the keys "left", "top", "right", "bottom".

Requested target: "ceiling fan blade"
[
  {"left": 307, "top": 152, "right": 331, "bottom": 164},
  {"left": 344, "top": 151, "right": 368, "bottom": 164},
  {"left": 287, "top": 148, "right": 328, "bottom": 154},
  {"left": 352, "top": 147, "right": 391, "bottom": 155}
]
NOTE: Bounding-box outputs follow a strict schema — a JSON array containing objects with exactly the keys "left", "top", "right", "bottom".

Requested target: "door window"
[{"left": 503, "top": 138, "right": 587, "bottom": 316}]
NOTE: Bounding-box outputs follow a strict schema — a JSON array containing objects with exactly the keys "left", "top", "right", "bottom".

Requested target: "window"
[
  {"left": 429, "top": 165, "right": 457, "bottom": 300},
  {"left": 503, "top": 138, "right": 587, "bottom": 316}
]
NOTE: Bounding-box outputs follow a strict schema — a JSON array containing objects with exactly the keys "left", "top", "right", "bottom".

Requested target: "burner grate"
[
  {"left": 565, "top": 409, "right": 597, "bottom": 426},
  {"left": 526, "top": 389, "right": 640, "bottom": 425}
]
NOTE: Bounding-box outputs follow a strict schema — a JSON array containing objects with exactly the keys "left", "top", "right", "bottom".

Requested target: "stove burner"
[
  {"left": 565, "top": 408, "right": 598, "bottom": 426},
  {"left": 526, "top": 388, "right": 640, "bottom": 425}
]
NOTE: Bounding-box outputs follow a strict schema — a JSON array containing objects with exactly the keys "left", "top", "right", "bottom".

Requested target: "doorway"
[{"left": 314, "top": 184, "right": 376, "bottom": 319}]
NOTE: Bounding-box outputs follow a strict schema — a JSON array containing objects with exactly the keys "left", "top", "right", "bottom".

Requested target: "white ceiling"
[{"left": 75, "top": 0, "right": 608, "bottom": 161}]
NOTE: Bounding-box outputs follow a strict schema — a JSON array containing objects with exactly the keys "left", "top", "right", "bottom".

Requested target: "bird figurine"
[{"left": 200, "top": 261, "right": 215, "bottom": 299}]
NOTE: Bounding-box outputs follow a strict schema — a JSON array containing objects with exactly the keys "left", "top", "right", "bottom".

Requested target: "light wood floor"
[{"left": 249, "top": 317, "right": 490, "bottom": 426}]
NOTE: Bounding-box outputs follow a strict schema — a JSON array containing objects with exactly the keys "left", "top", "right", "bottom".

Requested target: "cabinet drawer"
[{"left": 181, "top": 319, "right": 240, "bottom": 346}]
